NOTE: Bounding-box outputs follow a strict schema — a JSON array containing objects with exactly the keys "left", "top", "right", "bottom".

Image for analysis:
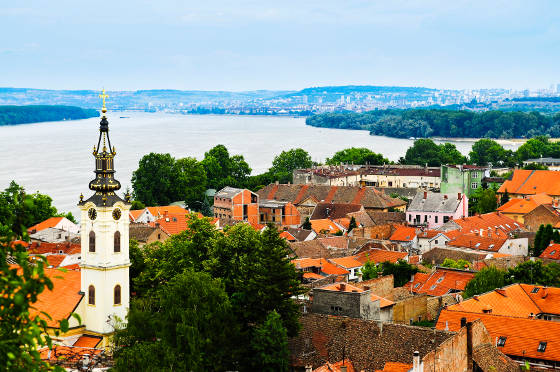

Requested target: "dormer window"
[
  {"left": 497, "top": 336, "right": 506, "bottom": 347},
  {"left": 538, "top": 341, "right": 547, "bottom": 352},
  {"left": 531, "top": 287, "right": 540, "bottom": 294}
]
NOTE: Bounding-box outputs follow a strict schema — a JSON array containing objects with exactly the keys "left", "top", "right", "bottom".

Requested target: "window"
[
  {"left": 114, "top": 231, "right": 121, "bottom": 253},
  {"left": 424, "top": 215, "right": 428, "bottom": 222},
  {"left": 443, "top": 216, "right": 450, "bottom": 223},
  {"left": 435, "top": 240, "right": 439, "bottom": 244},
  {"left": 551, "top": 250, "right": 557, "bottom": 255},
  {"left": 409, "top": 214, "right": 412, "bottom": 222},
  {"left": 471, "top": 182, "right": 478, "bottom": 189},
  {"left": 436, "top": 277, "right": 444, "bottom": 283},
  {"left": 497, "top": 337, "right": 507, "bottom": 347},
  {"left": 435, "top": 216, "right": 438, "bottom": 224},
  {"left": 531, "top": 287, "right": 540, "bottom": 293},
  {"left": 88, "top": 285, "right": 95, "bottom": 305},
  {"left": 538, "top": 342, "right": 547, "bottom": 352},
  {"left": 414, "top": 283, "right": 421, "bottom": 289},
  {"left": 89, "top": 231, "right": 95, "bottom": 252},
  {"left": 430, "top": 284, "right": 437, "bottom": 290},
  {"left": 330, "top": 305, "right": 342, "bottom": 314},
  {"left": 114, "top": 285, "right": 121, "bottom": 305},
  {"left": 472, "top": 172, "right": 479, "bottom": 179}
]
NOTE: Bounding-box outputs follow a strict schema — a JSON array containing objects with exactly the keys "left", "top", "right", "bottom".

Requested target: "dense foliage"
[
  {"left": 115, "top": 217, "right": 304, "bottom": 371},
  {"left": 0, "top": 181, "right": 75, "bottom": 237},
  {"left": 381, "top": 260, "right": 419, "bottom": 287},
  {"left": 401, "top": 139, "right": 466, "bottom": 166},
  {"left": 0, "top": 231, "right": 77, "bottom": 371},
  {"left": 533, "top": 224, "right": 560, "bottom": 257},
  {"left": 306, "top": 109, "right": 560, "bottom": 139},
  {"left": 441, "top": 258, "right": 471, "bottom": 270},
  {"left": 0, "top": 105, "right": 98, "bottom": 126},
  {"left": 326, "top": 147, "right": 388, "bottom": 165},
  {"left": 463, "top": 260, "right": 560, "bottom": 298}
]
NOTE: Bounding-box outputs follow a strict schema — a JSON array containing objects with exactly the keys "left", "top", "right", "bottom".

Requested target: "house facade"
[
  {"left": 440, "top": 164, "right": 489, "bottom": 197},
  {"left": 406, "top": 191, "right": 468, "bottom": 229},
  {"left": 214, "top": 187, "right": 259, "bottom": 224}
]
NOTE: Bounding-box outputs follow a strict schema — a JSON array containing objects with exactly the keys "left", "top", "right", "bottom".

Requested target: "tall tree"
[
  {"left": 131, "top": 153, "right": 180, "bottom": 206},
  {"left": 326, "top": 147, "right": 388, "bottom": 165},
  {"left": 381, "top": 260, "right": 418, "bottom": 287},
  {"left": 250, "top": 311, "right": 290, "bottom": 372},
  {"left": 301, "top": 217, "right": 312, "bottom": 230},
  {"left": 469, "top": 139, "right": 515, "bottom": 167},
  {"left": 175, "top": 157, "right": 208, "bottom": 209},
  {"left": 269, "top": 148, "right": 313, "bottom": 183},
  {"left": 463, "top": 266, "right": 507, "bottom": 298},
  {"left": 202, "top": 145, "right": 251, "bottom": 189}
]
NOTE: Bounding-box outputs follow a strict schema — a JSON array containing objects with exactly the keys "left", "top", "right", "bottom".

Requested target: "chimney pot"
[
  {"left": 339, "top": 283, "right": 346, "bottom": 291},
  {"left": 413, "top": 351, "right": 420, "bottom": 372},
  {"left": 364, "top": 286, "right": 370, "bottom": 290},
  {"left": 458, "top": 192, "right": 461, "bottom": 200}
]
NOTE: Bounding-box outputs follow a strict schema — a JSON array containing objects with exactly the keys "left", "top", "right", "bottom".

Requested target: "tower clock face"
[
  {"left": 88, "top": 208, "right": 97, "bottom": 220},
  {"left": 112, "top": 208, "right": 122, "bottom": 220}
]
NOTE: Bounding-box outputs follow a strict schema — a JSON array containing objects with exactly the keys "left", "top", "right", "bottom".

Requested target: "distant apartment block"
[
  {"left": 440, "top": 164, "right": 489, "bottom": 197},
  {"left": 293, "top": 164, "right": 440, "bottom": 189}
]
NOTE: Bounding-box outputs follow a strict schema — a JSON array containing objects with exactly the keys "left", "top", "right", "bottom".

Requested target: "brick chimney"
[{"left": 339, "top": 283, "right": 346, "bottom": 291}]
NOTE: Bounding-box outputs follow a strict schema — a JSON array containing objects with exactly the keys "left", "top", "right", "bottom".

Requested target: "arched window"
[
  {"left": 89, "top": 231, "right": 95, "bottom": 252},
  {"left": 114, "top": 231, "right": 121, "bottom": 253},
  {"left": 88, "top": 285, "right": 95, "bottom": 305},
  {"left": 114, "top": 285, "right": 121, "bottom": 305}
]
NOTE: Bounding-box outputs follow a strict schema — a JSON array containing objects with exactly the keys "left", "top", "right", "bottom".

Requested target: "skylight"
[
  {"left": 497, "top": 336, "right": 507, "bottom": 347},
  {"left": 538, "top": 341, "right": 547, "bottom": 352},
  {"left": 551, "top": 250, "right": 557, "bottom": 255},
  {"left": 429, "top": 285, "right": 437, "bottom": 290},
  {"left": 475, "top": 243, "right": 481, "bottom": 248},
  {"left": 531, "top": 287, "right": 540, "bottom": 294}
]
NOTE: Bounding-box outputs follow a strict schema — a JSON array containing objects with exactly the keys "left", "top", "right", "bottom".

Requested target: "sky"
[{"left": 1, "top": 0, "right": 559, "bottom": 91}]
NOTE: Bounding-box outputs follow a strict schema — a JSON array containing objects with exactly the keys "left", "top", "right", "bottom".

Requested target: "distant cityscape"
[{"left": 2, "top": 84, "right": 560, "bottom": 116}]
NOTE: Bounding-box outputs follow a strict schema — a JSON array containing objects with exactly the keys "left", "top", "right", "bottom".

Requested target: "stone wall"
[
  {"left": 422, "top": 326, "right": 468, "bottom": 372},
  {"left": 355, "top": 275, "right": 394, "bottom": 298},
  {"left": 393, "top": 294, "right": 428, "bottom": 325},
  {"left": 312, "top": 287, "right": 380, "bottom": 320},
  {"left": 289, "top": 313, "right": 454, "bottom": 371},
  {"left": 427, "top": 294, "right": 461, "bottom": 320}
]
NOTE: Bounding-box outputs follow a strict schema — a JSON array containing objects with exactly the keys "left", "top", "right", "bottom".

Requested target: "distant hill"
[{"left": 0, "top": 105, "right": 99, "bottom": 126}]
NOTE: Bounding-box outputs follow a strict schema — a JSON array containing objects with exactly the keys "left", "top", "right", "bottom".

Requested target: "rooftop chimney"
[
  {"left": 412, "top": 351, "right": 421, "bottom": 372},
  {"left": 339, "top": 283, "right": 346, "bottom": 291},
  {"left": 423, "top": 191, "right": 427, "bottom": 199},
  {"left": 341, "top": 366, "right": 348, "bottom": 372},
  {"left": 305, "top": 365, "right": 312, "bottom": 372},
  {"left": 363, "top": 286, "right": 370, "bottom": 291},
  {"left": 443, "top": 194, "right": 448, "bottom": 200},
  {"left": 458, "top": 192, "right": 462, "bottom": 200}
]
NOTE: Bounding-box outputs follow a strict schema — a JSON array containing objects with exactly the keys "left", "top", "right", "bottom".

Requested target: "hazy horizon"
[{"left": 2, "top": 1, "right": 559, "bottom": 91}]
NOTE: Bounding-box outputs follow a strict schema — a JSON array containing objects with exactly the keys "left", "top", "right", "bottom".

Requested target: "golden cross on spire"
[{"left": 99, "top": 89, "right": 109, "bottom": 113}]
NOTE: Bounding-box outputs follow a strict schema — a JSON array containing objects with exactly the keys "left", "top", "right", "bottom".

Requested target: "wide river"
[{"left": 0, "top": 112, "right": 522, "bottom": 216}]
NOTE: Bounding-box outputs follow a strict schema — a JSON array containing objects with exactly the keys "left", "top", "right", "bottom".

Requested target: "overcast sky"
[{"left": 1, "top": 0, "right": 559, "bottom": 91}]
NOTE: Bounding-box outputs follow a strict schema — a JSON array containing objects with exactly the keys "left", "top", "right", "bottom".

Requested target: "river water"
[{"left": 0, "top": 112, "right": 521, "bottom": 216}]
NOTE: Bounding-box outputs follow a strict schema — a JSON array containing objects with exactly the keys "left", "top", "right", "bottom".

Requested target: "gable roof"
[
  {"left": 314, "top": 360, "right": 355, "bottom": 372},
  {"left": 405, "top": 267, "right": 476, "bottom": 296},
  {"left": 310, "top": 202, "right": 363, "bottom": 220},
  {"left": 407, "top": 192, "right": 463, "bottom": 213},
  {"left": 286, "top": 227, "right": 314, "bottom": 241},
  {"left": 375, "top": 362, "right": 413, "bottom": 372},
  {"left": 498, "top": 169, "right": 560, "bottom": 196},
  {"left": 447, "top": 212, "right": 523, "bottom": 238},
  {"left": 27, "top": 217, "right": 64, "bottom": 233},
  {"left": 329, "top": 256, "right": 363, "bottom": 269},
  {"left": 354, "top": 249, "right": 408, "bottom": 265},
  {"left": 310, "top": 219, "right": 342, "bottom": 234},
  {"left": 436, "top": 309, "right": 560, "bottom": 362},
  {"left": 540, "top": 242, "right": 560, "bottom": 260},
  {"left": 447, "top": 233, "right": 507, "bottom": 252},
  {"left": 497, "top": 193, "right": 552, "bottom": 215},
  {"left": 291, "top": 258, "right": 349, "bottom": 276},
  {"left": 389, "top": 226, "right": 416, "bottom": 242},
  {"left": 28, "top": 241, "right": 81, "bottom": 255},
  {"left": 257, "top": 184, "right": 406, "bottom": 210}
]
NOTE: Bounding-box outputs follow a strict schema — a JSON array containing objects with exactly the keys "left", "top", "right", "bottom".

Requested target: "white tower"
[{"left": 78, "top": 90, "right": 131, "bottom": 335}]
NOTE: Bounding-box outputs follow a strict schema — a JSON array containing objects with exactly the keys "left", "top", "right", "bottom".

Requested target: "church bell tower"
[{"left": 78, "top": 90, "right": 131, "bottom": 335}]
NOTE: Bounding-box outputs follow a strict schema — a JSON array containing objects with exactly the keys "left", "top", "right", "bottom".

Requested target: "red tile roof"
[
  {"left": 405, "top": 268, "right": 475, "bottom": 296},
  {"left": 498, "top": 169, "right": 560, "bottom": 196},
  {"left": 354, "top": 249, "right": 408, "bottom": 264},
  {"left": 447, "top": 233, "right": 506, "bottom": 252},
  {"left": 27, "top": 217, "right": 63, "bottom": 233},
  {"left": 39, "top": 345, "right": 102, "bottom": 364},
  {"left": 73, "top": 335, "right": 102, "bottom": 348},
  {"left": 280, "top": 231, "right": 297, "bottom": 241},
  {"left": 148, "top": 212, "right": 204, "bottom": 235},
  {"left": 28, "top": 241, "right": 81, "bottom": 255},
  {"left": 389, "top": 225, "right": 416, "bottom": 242},
  {"left": 375, "top": 362, "right": 413, "bottom": 372},
  {"left": 329, "top": 256, "right": 363, "bottom": 269},
  {"left": 417, "top": 229, "right": 440, "bottom": 239},
  {"left": 310, "top": 219, "right": 342, "bottom": 234},
  {"left": 44, "top": 255, "right": 67, "bottom": 268},
  {"left": 292, "top": 258, "right": 350, "bottom": 276},
  {"left": 450, "top": 212, "right": 523, "bottom": 238},
  {"left": 497, "top": 193, "right": 552, "bottom": 215},
  {"left": 314, "top": 360, "right": 355, "bottom": 372},
  {"left": 436, "top": 310, "right": 560, "bottom": 362},
  {"left": 540, "top": 242, "right": 560, "bottom": 260}
]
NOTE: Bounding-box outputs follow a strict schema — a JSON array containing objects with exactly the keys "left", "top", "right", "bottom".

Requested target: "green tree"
[
  {"left": 131, "top": 153, "right": 180, "bottom": 206},
  {"left": 500, "top": 191, "right": 510, "bottom": 206},
  {"left": 403, "top": 139, "right": 441, "bottom": 166},
  {"left": 442, "top": 258, "right": 471, "bottom": 270},
  {"left": 508, "top": 260, "right": 551, "bottom": 285},
  {"left": 175, "top": 157, "right": 208, "bottom": 209},
  {"left": 438, "top": 143, "right": 468, "bottom": 165},
  {"left": 202, "top": 145, "right": 252, "bottom": 189},
  {"left": 471, "top": 188, "right": 498, "bottom": 214},
  {"left": 130, "top": 200, "right": 145, "bottom": 210},
  {"left": 463, "top": 266, "right": 507, "bottom": 298},
  {"left": 326, "top": 147, "right": 389, "bottom": 165},
  {"left": 516, "top": 136, "right": 553, "bottom": 162},
  {"left": 469, "top": 139, "right": 514, "bottom": 167},
  {"left": 250, "top": 311, "right": 289, "bottom": 372},
  {"left": 301, "top": 217, "right": 312, "bottom": 230},
  {"left": 0, "top": 232, "right": 74, "bottom": 371},
  {"left": 381, "top": 259, "right": 418, "bottom": 287},
  {"left": 113, "top": 270, "right": 238, "bottom": 371},
  {"left": 0, "top": 181, "right": 73, "bottom": 237},
  {"left": 533, "top": 224, "right": 558, "bottom": 257},
  {"left": 361, "top": 259, "right": 379, "bottom": 280},
  {"left": 269, "top": 148, "right": 313, "bottom": 183},
  {"left": 348, "top": 216, "right": 357, "bottom": 233}
]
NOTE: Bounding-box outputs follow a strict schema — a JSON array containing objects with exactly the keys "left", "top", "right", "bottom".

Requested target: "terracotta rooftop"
[
  {"left": 447, "top": 212, "right": 523, "bottom": 238},
  {"left": 540, "top": 242, "right": 560, "bottom": 260},
  {"left": 447, "top": 233, "right": 507, "bottom": 252},
  {"left": 405, "top": 267, "right": 475, "bottom": 296},
  {"left": 436, "top": 309, "right": 560, "bottom": 362},
  {"left": 311, "top": 203, "right": 363, "bottom": 220},
  {"left": 389, "top": 225, "right": 416, "bottom": 242},
  {"left": 73, "top": 335, "right": 102, "bottom": 348},
  {"left": 329, "top": 256, "right": 363, "bottom": 269},
  {"left": 292, "top": 258, "right": 350, "bottom": 276},
  {"left": 375, "top": 362, "right": 413, "bottom": 372},
  {"left": 310, "top": 219, "right": 342, "bottom": 234},
  {"left": 314, "top": 360, "right": 355, "bottom": 372},
  {"left": 497, "top": 193, "right": 552, "bottom": 215},
  {"left": 498, "top": 169, "right": 560, "bottom": 196},
  {"left": 28, "top": 241, "right": 81, "bottom": 255},
  {"left": 27, "top": 217, "right": 64, "bottom": 233},
  {"left": 353, "top": 249, "right": 408, "bottom": 265}
]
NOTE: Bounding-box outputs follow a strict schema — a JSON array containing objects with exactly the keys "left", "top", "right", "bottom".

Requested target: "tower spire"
[{"left": 80, "top": 89, "right": 127, "bottom": 207}]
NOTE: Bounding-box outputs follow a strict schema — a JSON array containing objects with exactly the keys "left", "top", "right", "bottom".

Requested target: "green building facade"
[{"left": 440, "top": 165, "right": 489, "bottom": 197}]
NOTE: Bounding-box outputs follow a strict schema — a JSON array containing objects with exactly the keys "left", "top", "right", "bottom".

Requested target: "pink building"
[{"left": 406, "top": 191, "right": 468, "bottom": 229}]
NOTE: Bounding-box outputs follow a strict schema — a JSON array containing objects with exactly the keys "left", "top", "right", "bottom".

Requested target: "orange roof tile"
[
  {"left": 23, "top": 267, "right": 83, "bottom": 328},
  {"left": 523, "top": 284, "right": 560, "bottom": 316},
  {"left": 129, "top": 209, "right": 144, "bottom": 221},
  {"left": 148, "top": 212, "right": 204, "bottom": 235},
  {"left": 498, "top": 169, "right": 560, "bottom": 196},
  {"left": 314, "top": 360, "right": 355, "bottom": 372},
  {"left": 389, "top": 225, "right": 416, "bottom": 242},
  {"left": 280, "top": 231, "right": 297, "bottom": 241},
  {"left": 447, "top": 233, "right": 506, "bottom": 252},
  {"left": 40, "top": 345, "right": 102, "bottom": 364},
  {"left": 310, "top": 219, "right": 342, "bottom": 234},
  {"left": 329, "top": 256, "right": 363, "bottom": 269},
  {"left": 303, "top": 272, "right": 324, "bottom": 280},
  {"left": 375, "top": 362, "right": 413, "bottom": 372},
  {"left": 417, "top": 229, "right": 440, "bottom": 239},
  {"left": 27, "top": 217, "right": 64, "bottom": 233},
  {"left": 73, "top": 335, "right": 102, "bottom": 348},
  {"left": 450, "top": 212, "right": 523, "bottom": 238},
  {"left": 406, "top": 268, "right": 475, "bottom": 296},
  {"left": 60, "top": 263, "right": 80, "bottom": 270},
  {"left": 436, "top": 310, "right": 560, "bottom": 362},
  {"left": 44, "top": 255, "right": 66, "bottom": 268},
  {"left": 146, "top": 205, "right": 188, "bottom": 217},
  {"left": 497, "top": 194, "right": 552, "bottom": 215},
  {"left": 27, "top": 241, "right": 81, "bottom": 255},
  {"left": 334, "top": 217, "right": 351, "bottom": 230},
  {"left": 354, "top": 249, "right": 408, "bottom": 265},
  {"left": 291, "top": 258, "right": 349, "bottom": 276},
  {"left": 540, "top": 242, "right": 560, "bottom": 260}
]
